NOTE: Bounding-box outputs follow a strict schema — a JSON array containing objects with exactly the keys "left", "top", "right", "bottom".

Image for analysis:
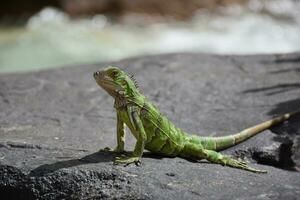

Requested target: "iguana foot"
[
  {"left": 99, "top": 147, "right": 125, "bottom": 153},
  {"left": 114, "top": 156, "right": 141, "bottom": 166},
  {"left": 220, "top": 156, "right": 267, "bottom": 173}
]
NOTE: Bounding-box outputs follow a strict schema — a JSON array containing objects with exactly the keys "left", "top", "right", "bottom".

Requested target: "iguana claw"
[
  {"left": 221, "top": 156, "right": 267, "bottom": 173},
  {"left": 114, "top": 156, "right": 141, "bottom": 166}
]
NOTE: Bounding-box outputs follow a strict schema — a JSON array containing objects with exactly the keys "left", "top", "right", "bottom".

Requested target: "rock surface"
[{"left": 0, "top": 53, "right": 300, "bottom": 199}]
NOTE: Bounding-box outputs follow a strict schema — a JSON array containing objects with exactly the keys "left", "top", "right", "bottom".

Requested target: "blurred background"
[{"left": 0, "top": 0, "right": 300, "bottom": 73}]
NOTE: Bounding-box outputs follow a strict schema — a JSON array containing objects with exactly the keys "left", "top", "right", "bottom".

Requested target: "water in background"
[{"left": 0, "top": 0, "right": 300, "bottom": 73}]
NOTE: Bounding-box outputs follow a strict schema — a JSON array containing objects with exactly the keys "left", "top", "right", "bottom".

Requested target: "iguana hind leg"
[{"left": 180, "top": 142, "right": 266, "bottom": 173}]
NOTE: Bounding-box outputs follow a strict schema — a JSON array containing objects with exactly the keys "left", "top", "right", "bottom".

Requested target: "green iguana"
[{"left": 93, "top": 66, "right": 299, "bottom": 173}]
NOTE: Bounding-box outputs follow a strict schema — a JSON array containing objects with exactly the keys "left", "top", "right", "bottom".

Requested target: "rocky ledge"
[{"left": 0, "top": 53, "right": 300, "bottom": 199}]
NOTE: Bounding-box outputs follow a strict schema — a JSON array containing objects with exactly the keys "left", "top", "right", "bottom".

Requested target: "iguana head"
[{"left": 93, "top": 66, "right": 139, "bottom": 99}]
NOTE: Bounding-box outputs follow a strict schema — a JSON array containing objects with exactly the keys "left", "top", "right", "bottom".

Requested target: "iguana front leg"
[
  {"left": 100, "top": 111, "right": 125, "bottom": 153},
  {"left": 115, "top": 110, "right": 146, "bottom": 165}
]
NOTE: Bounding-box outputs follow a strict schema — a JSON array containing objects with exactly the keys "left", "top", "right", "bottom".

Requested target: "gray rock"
[
  {"left": 292, "top": 136, "right": 300, "bottom": 169},
  {"left": 0, "top": 53, "right": 300, "bottom": 199}
]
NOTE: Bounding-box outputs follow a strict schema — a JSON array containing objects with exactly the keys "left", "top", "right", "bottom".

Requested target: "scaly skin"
[{"left": 93, "top": 66, "right": 299, "bottom": 173}]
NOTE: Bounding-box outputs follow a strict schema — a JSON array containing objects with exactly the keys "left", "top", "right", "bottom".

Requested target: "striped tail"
[{"left": 199, "top": 110, "right": 299, "bottom": 151}]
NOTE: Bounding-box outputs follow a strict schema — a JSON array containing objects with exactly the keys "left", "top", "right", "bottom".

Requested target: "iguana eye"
[{"left": 111, "top": 71, "right": 118, "bottom": 78}]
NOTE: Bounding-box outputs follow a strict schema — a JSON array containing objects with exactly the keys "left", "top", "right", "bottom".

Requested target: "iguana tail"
[{"left": 198, "top": 110, "right": 299, "bottom": 151}]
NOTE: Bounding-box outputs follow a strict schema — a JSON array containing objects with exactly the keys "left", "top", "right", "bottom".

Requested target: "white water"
[{"left": 0, "top": 0, "right": 300, "bottom": 73}]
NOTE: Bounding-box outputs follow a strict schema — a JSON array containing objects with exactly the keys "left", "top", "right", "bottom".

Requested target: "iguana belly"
[{"left": 140, "top": 107, "right": 188, "bottom": 156}]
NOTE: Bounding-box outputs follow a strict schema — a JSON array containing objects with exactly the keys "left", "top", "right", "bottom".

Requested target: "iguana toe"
[{"left": 114, "top": 156, "right": 140, "bottom": 166}]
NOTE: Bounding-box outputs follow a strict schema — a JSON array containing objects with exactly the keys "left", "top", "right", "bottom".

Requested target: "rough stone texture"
[{"left": 0, "top": 53, "right": 300, "bottom": 199}]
